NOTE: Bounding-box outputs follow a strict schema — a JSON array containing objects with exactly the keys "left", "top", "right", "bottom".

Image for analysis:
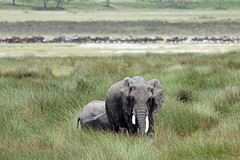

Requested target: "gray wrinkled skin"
[
  {"left": 105, "top": 76, "right": 164, "bottom": 136},
  {"left": 77, "top": 101, "right": 110, "bottom": 130}
]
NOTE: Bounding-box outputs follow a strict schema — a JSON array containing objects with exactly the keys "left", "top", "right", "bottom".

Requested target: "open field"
[
  {"left": 0, "top": 52, "right": 240, "bottom": 159},
  {"left": 0, "top": 9, "right": 240, "bottom": 38},
  {"left": 1, "top": 5, "right": 240, "bottom": 159},
  {"left": 1, "top": 20, "right": 240, "bottom": 37},
  {"left": 1, "top": 9, "right": 240, "bottom": 22},
  {"left": 1, "top": 43, "right": 240, "bottom": 57}
]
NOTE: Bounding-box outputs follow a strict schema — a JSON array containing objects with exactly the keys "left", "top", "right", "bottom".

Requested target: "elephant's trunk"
[{"left": 136, "top": 106, "right": 149, "bottom": 136}]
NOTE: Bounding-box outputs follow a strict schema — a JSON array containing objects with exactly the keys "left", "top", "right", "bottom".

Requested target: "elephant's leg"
[
  {"left": 107, "top": 112, "right": 120, "bottom": 133},
  {"left": 128, "top": 121, "right": 138, "bottom": 135},
  {"left": 108, "top": 117, "right": 120, "bottom": 133},
  {"left": 128, "top": 126, "right": 138, "bottom": 135},
  {"left": 113, "top": 125, "right": 120, "bottom": 133},
  {"left": 124, "top": 115, "right": 138, "bottom": 135},
  {"left": 105, "top": 100, "right": 122, "bottom": 133},
  {"left": 147, "top": 114, "right": 154, "bottom": 137}
]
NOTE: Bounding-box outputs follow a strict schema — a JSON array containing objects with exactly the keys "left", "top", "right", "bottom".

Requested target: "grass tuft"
[
  {"left": 176, "top": 89, "right": 194, "bottom": 103},
  {"left": 0, "top": 67, "right": 53, "bottom": 80},
  {"left": 213, "top": 86, "right": 240, "bottom": 115}
]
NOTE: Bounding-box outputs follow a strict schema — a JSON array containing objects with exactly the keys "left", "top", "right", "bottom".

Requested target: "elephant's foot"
[{"left": 128, "top": 127, "right": 138, "bottom": 135}]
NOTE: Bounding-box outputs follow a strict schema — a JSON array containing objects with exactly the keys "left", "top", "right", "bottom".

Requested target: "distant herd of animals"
[
  {"left": 77, "top": 76, "right": 164, "bottom": 136},
  {"left": 1, "top": 35, "right": 240, "bottom": 44}
]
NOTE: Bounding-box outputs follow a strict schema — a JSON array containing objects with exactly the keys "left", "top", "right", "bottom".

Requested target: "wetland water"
[{"left": 1, "top": 43, "right": 240, "bottom": 58}]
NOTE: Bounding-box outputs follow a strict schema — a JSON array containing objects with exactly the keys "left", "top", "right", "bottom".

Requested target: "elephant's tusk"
[
  {"left": 145, "top": 116, "right": 149, "bottom": 133},
  {"left": 132, "top": 115, "right": 136, "bottom": 125}
]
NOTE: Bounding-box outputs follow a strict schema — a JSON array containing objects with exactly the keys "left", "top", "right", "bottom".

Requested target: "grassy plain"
[
  {"left": 0, "top": 52, "right": 240, "bottom": 159},
  {"left": 1, "top": 43, "right": 240, "bottom": 57},
  {"left": 0, "top": 4, "right": 240, "bottom": 159},
  {"left": 0, "top": 8, "right": 240, "bottom": 38},
  {"left": 0, "top": 9, "right": 240, "bottom": 22}
]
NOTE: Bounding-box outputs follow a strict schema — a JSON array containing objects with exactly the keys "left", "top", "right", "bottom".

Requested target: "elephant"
[
  {"left": 105, "top": 76, "right": 164, "bottom": 136},
  {"left": 77, "top": 101, "right": 110, "bottom": 130}
]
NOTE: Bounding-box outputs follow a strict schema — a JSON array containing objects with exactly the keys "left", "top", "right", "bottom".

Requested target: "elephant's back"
[
  {"left": 89, "top": 101, "right": 106, "bottom": 117},
  {"left": 79, "top": 100, "right": 105, "bottom": 120},
  {"left": 106, "top": 80, "right": 124, "bottom": 100}
]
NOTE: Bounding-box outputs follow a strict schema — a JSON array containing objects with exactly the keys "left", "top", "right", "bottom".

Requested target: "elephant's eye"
[
  {"left": 128, "top": 96, "right": 134, "bottom": 104},
  {"left": 129, "top": 86, "right": 136, "bottom": 93},
  {"left": 148, "top": 87, "right": 153, "bottom": 93}
]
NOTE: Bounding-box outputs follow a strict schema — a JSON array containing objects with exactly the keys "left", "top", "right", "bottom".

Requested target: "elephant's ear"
[
  {"left": 120, "top": 77, "right": 135, "bottom": 115},
  {"left": 120, "top": 77, "right": 132, "bottom": 96},
  {"left": 147, "top": 79, "right": 164, "bottom": 113}
]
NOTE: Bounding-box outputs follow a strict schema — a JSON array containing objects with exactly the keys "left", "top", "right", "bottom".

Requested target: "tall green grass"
[{"left": 0, "top": 52, "right": 240, "bottom": 159}]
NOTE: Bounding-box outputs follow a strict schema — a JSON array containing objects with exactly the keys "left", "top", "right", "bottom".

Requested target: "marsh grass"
[
  {"left": 0, "top": 52, "right": 240, "bottom": 159},
  {"left": 0, "top": 67, "right": 53, "bottom": 80}
]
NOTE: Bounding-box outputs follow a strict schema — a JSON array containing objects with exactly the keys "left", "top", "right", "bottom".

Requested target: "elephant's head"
[{"left": 120, "top": 77, "right": 164, "bottom": 136}]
